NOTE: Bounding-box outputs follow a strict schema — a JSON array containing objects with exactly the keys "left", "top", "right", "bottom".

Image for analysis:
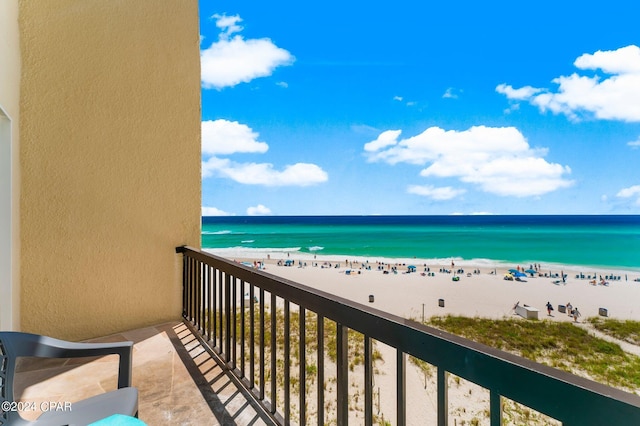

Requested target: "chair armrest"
[{"left": 0, "top": 332, "right": 133, "bottom": 388}]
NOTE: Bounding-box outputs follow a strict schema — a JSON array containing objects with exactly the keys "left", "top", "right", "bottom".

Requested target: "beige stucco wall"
[
  {"left": 0, "top": 0, "right": 21, "bottom": 331},
  {"left": 19, "top": 0, "right": 201, "bottom": 340}
]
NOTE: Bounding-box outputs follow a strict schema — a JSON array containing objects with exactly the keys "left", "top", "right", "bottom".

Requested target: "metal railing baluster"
[
  {"left": 270, "top": 292, "right": 277, "bottom": 414},
  {"left": 284, "top": 301, "right": 290, "bottom": 425},
  {"left": 437, "top": 367, "right": 448, "bottom": 426},
  {"left": 365, "top": 335, "right": 373, "bottom": 425},
  {"left": 232, "top": 276, "right": 237, "bottom": 369},
  {"left": 260, "top": 288, "right": 265, "bottom": 400},
  {"left": 490, "top": 390, "right": 502, "bottom": 426},
  {"left": 336, "top": 323, "right": 348, "bottom": 426},
  {"left": 299, "top": 307, "right": 306, "bottom": 425},
  {"left": 397, "top": 349, "right": 406, "bottom": 426},
  {"left": 317, "top": 314, "right": 325, "bottom": 426},
  {"left": 225, "top": 273, "right": 231, "bottom": 363},
  {"left": 249, "top": 282, "right": 255, "bottom": 389},
  {"left": 240, "top": 279, "right": 245, "bottom": 378}
]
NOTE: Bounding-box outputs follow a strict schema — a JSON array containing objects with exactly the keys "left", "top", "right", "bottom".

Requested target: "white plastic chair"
[{"left": 0, "top": 332, "right": 138, "bottom": 425}]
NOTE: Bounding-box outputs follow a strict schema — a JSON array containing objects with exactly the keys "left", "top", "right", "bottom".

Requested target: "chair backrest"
[{"left": 0, "top": 333, "right": 19, "bottom": 424}]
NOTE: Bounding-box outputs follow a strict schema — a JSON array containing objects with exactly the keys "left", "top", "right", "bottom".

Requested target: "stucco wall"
[
  {"left": 19, "top": 0, "right": 201, "bottom": 340},
  {"left": 0, "top": 0, "right": 21, "bottom": 331}
]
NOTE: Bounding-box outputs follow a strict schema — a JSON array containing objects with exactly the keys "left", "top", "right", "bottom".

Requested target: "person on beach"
[
  {"left": 566, "top": 302, "right": 572, "bottom": 316},
  {"left": 573, "top": 307, "right": 581, "bottom": 322},
  {"left": 546, "top": 301, "right": 553, "bottom": 316}
]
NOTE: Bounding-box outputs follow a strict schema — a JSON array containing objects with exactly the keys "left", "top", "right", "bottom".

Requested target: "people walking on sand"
[
  {"left": 546, "top": 301, "right": 553, "bottom": 316},
  {"left": 566, "top": 302, "right": 572, "bottom": 316},
  {"left": 573, "top": 307, "right": 581, "bottom": 322}
]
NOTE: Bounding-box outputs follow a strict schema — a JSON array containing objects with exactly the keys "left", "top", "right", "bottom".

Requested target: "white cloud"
[
  {"left": 574, "top": 45, "right": 640, "bottom": 74},
  {"left": 247, "top": 204, "right": 272, "bottom": 215},
  {"left": 365, "top": 125, "right": 573, "bottom": 197},
  {"left": 276, "top": 81, "right": 289, "bottom": 88},
  {"left": 203, "top": 157, "right": 328, "bottom": 186},
  {"left": 202, "top": 119, "right": 269, "bottom": 155},
  {"left": 617, "top": 185, "right": 640, "bottom": 205},
  {"left": 628, "top": 136, "right": 640, "bottom": 149},
  {"left": 443, "top": 87, "right": 463, "bottom": 99},
  {"left": 202, "top": 206, "right": 234, "bottom": 216},
  {"left": 364, "top": 130, "right": 402, "bottom": 152},
  {"left": 496, "top": 84, "right": 543, "bottom": 100},
  {"left": 201, "top": 14, "right": 294, "bottom": 89},
  {"left": 407, "top": 185, "right": 466, "bottom": 200},
  {"left": 202, "top": 119, "right": 328, "bottom": 187},
  {"left": 497, "top": 45, "right": 640, "bottom": 122},
  {"left": 393, "top": 96, "right": 403, "bottom": 101},
  {"left": 213, "top": 14, "right": 243, "bottom": 39}
]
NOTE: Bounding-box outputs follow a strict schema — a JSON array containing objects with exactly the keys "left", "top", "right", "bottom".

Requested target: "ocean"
[{"left": 202, "top": 215, "right": 640, "bottom": 271}]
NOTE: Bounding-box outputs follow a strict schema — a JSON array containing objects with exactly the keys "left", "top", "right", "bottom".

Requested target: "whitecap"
[{"left": 202, "top": 230, "right": 233, "bottom": 235}]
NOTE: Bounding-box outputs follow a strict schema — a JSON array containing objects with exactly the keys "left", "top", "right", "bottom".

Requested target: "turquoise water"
[{"left": 202, "top": 216, "right": 640, "bottom": 270}]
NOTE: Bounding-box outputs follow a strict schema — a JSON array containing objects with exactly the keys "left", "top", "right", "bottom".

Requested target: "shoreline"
[{"left": 204, "top": 247, "right": 640, "bottom": 277}]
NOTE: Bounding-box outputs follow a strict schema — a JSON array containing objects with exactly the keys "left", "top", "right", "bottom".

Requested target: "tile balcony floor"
[{"left": 13, "top": 321, "right": 274, "bottom": 426}]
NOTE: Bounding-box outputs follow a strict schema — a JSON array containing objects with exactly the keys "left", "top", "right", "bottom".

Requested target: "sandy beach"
[{"left": 212, "top": 250, "right": 640, "bottom": 323}]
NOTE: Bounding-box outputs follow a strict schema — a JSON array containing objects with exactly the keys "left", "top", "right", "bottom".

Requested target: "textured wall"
[
  {"left": 0, "top": 0, "right": 21, "bottom": 331},
  {"left": 19, "top": 0, "right": 201, "bottom": 340}
]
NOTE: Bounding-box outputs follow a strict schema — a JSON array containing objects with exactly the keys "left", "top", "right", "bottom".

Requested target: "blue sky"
[{"left": 199, "top": 1, "right": 640, "bottom": 216}]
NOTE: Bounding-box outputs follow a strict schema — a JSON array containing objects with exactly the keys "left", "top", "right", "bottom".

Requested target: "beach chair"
[{"left": 0, "top": 332, "right": 138, "bottom": 425}]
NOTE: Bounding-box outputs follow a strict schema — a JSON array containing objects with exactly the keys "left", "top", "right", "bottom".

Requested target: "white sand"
[{"left": 216, "top": 251, "right": 640, "bottom": 323}]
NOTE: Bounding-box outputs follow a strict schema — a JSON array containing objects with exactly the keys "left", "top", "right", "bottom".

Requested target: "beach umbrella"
[
  {"left": 525, "top": 269, "right": 537, "bottom": 274},
  {"left": 508, "top": 269, "right": 519, "bottom": 274},
  {"left": 514, "top": 271, "right": 526, "bottom": 278}
]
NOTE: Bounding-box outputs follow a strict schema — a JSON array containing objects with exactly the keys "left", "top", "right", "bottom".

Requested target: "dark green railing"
[{"left": 176, "top": 246, "right": 640, "bottom": 425}]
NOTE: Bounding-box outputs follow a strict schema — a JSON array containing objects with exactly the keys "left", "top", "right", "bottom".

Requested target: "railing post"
[
  {"left": 336, "top": 323, "right": 349, "bottom": 426},
  {"left": 240, "top": 279, "right": 245, "bottom": 377},
  {"left": 232, "top": 276, "right": 237, "bottom": 369},
  {"left": 270, "top": 292, "right": 277, "bottom": 414},
  {"left": 438, "top": 367, "right": 448, "bottom": 426},
  {"left": 397, "top": 350, "right": 406, "bottom": 426},
  {"left": 317, "top": 315, "right": 325, "bottom": 426},
  {"left": 260, "top": 288, "right": 265, "bottom": 400},
  {"left": 181, "top": 250, "right": 187, "bottom": 318},
  {"left": 284, "top": 301, "right": 291, "bottom": 425},
  {"left": 225, "top": 272, "right": 231, "bottom": 363},
  {"left": 364, "top": 335, "right": 373, "bottom": 425},
  {"left": 299, "top": 307, "right": 306, "bottom": 425},
  {"left": 249, "top": 283, "right": 255, "bottom": 388},
  {"left": 217, "top": 269, "right": 223, "bottom": 352},
  {"left": 490, "top": 390, "right": 502, "bottom": 426}
]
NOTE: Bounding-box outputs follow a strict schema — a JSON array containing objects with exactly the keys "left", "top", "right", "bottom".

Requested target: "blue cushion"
[{"left": 89, "top": 414, "right": 147, "bottom": 426}]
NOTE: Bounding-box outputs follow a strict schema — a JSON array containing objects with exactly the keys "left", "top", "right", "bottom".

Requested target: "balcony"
[{"left": 13, "top": 247, "right": 640, "bottom": 425}]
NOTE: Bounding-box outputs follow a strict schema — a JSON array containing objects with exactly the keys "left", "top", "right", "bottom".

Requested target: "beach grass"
[
  {"left": 426, "top": 315, "right": 640, "bottom": 391},
  {"left": 587, "top": 317, "right": 640, "bottom": 345}
]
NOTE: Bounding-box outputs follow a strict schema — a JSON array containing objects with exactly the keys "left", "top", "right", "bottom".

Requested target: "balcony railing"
[{"left": 176, "top": 246, "right": 640, "bottom": 425}]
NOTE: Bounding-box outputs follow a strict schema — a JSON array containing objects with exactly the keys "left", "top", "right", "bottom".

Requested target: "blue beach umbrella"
[
  {"left": 514, "top": 271, "right": 526, "bottom": 278},
  {"left": 508, "top": 269, "right": 520, "bottom": 274}
]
